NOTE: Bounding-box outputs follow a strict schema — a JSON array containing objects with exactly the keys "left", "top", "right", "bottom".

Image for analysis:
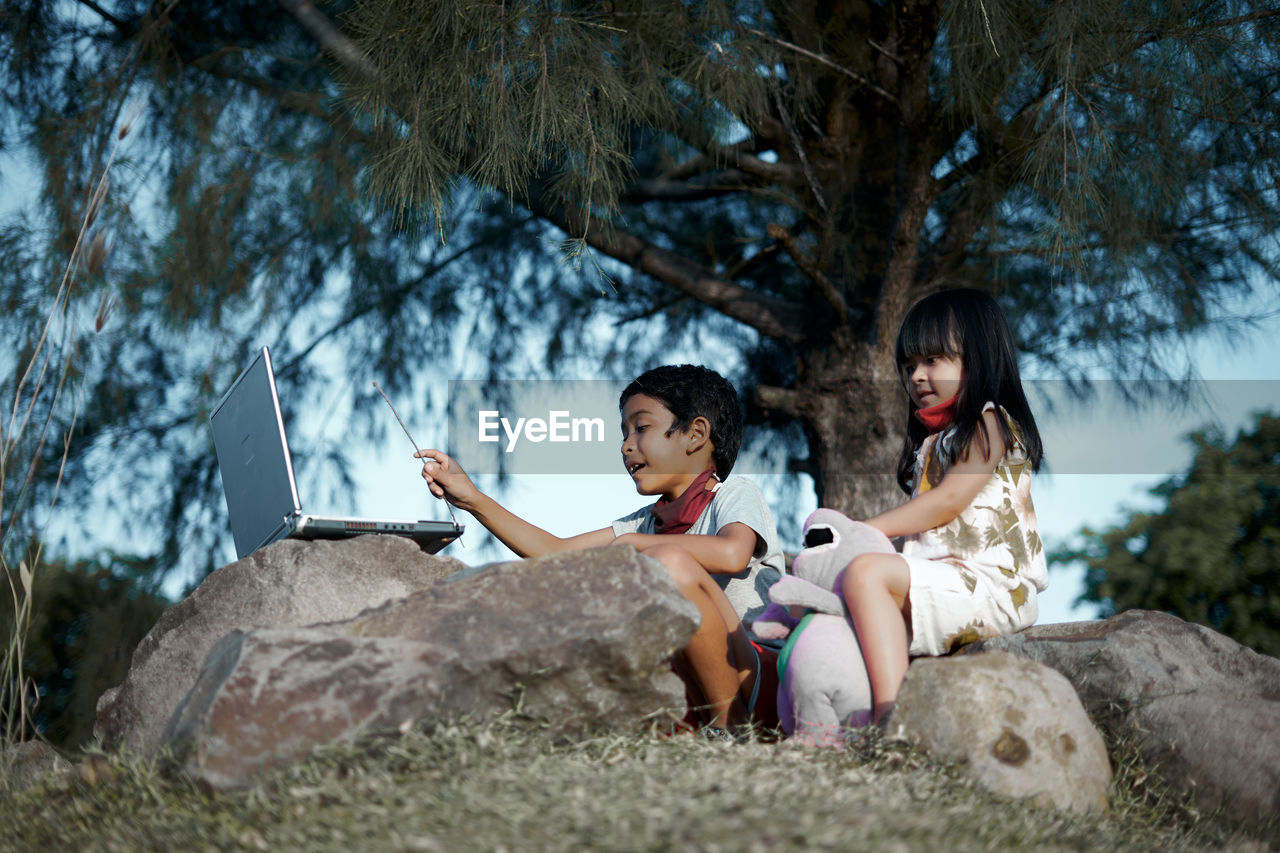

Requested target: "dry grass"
[
  {"left": 0, "top": 720, "right": 1270, "bottom": 852},
  {"left": 0, "top": 100, "right": 143, "bottom": 746}
]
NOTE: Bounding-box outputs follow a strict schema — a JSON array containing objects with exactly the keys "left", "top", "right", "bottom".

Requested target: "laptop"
[{"left": 210, "top": 346, "right": 463, "bottom": 559}]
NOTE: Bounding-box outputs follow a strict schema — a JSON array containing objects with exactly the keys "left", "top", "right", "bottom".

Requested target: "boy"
[{"left": 416, "top": 365, "right": 783, "bottom": 730}]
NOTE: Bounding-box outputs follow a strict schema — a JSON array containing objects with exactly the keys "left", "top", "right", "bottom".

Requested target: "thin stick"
[{"left": 372, "top": 381, "right": 461, "bottom": 530}]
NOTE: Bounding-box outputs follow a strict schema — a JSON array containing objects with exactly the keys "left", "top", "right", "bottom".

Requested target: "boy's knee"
[
  {"left": 640, "top": 541, "right": 690, "bottom": 565},
  {"left": 640, "top": 542, "right": 704, "bottom": 591}
]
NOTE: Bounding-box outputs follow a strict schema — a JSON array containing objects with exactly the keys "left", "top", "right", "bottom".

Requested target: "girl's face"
[{"left": 903, "top": 353, "right": 964, "bottom": 409}]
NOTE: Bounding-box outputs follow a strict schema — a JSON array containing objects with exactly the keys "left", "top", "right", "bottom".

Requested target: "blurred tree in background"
[
  {"left": 1062, "top": 413, "right": 1280, "bottom": 656},
  {"left": 0, "top": 553, "right": 168, "bottom": 748}
]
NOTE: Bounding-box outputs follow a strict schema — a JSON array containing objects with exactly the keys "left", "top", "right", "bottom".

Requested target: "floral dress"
[{"left": 900, "top": 403, "right": 1047, "bottom": 656}]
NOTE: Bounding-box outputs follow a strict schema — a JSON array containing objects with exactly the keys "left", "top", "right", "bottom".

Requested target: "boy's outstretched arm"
[
  {"left": 416, "top": 449, "right": 614, "bottom": 558},
  {"left": 614, "top": 522, "right": 758, "bottom": 575}
]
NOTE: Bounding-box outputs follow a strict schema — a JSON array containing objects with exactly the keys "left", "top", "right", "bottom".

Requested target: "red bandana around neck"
[
  {"left": 914, "top": 396, "right": 959, "bottom": 433},
  {"left": 651, "top": 467, "right": 719, "bottom": 535}
]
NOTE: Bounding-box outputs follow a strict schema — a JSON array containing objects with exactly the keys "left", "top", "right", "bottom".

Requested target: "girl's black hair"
[{"left": 894, "top": 288, "right": 1043, "bottom": 493}]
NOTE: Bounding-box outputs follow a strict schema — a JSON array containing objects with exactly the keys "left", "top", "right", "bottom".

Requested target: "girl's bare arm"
[{"left": 865, "top": 408, "right": 1006, "bottom": 539}]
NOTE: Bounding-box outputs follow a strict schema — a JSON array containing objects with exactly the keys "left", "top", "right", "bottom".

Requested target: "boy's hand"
[{"left": 414, "top": 449, "right": 481, "bottom": 510}]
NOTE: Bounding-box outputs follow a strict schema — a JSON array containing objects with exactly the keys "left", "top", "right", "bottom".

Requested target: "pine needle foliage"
[
  {"left": 338, "top": 0, "right": 1280, "bottom": 514},
  {"left": 344, "top": 0, "right": 775, "bottom": 225},
  {"left": 343, "top": 0, "right": 1280, "bottom": 304}
]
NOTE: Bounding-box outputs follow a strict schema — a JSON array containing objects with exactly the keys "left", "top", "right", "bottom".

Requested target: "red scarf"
[
  {"left": 914, "top": 396, "right": 959, "bottom": 433},
  {"left": 651, "top": 468, "right": 719, "bottom": 535}
]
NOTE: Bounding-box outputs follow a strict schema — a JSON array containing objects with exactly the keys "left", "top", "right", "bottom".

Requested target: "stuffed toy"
[{"left": 755, "top": 509, "right": 896, "bottom": 747}]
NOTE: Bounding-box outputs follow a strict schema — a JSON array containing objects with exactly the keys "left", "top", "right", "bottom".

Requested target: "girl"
[{"left": 844, "top": 288, "right": 1045, "bottom": 723}]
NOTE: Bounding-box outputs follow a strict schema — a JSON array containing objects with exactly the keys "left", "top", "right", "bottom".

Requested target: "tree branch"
[
  {"left": 770, "top": 86, "right": 829, "bottom": 215},
  {"left": 622, "top": 170, "right": 761, "bottom": 203},
  {"left": 867, "top": 39, "right": 903, "bottom": 66},
  {"left": 754, "top": 384, "right": 801, "bottom": 417},
  {"left": 766, "top": 223, "right": 847, "bottom": 324},
  {"left": 659, "top": 132, "right": 772, "bottom": 177},
  {"left": 273, "top": 0, "right": 804, "bottom": 345},
  {"left": 723, "top": 241, "right": 781, "bottom": 281},
  {"left": 526, "top": 193, "right": 806, "bottom": 344},
  {"left": 74, "top": 0, "right": 129, "bottom": 31},
  {"left": 275, "top": 226, "right": 511, "bottom": 378},
  {"left": 276, "top": 0, "right": 377, "bottom": 82},
  {"left": 700, "top": 143, "right": 804, "bottom": 186},
  {"left": 1154, "top": 8, "right": 1280, "bottom": 39},
  {"left": 922, "top": 93, "right": 1050, "bottom": 285},
  {"left": 746, "top": 28, "right": 897, "bottom": 105}
]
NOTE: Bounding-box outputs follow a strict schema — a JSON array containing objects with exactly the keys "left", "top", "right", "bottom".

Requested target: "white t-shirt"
[{"left": 611, "top": 476, "right": 784, "bottom": 625}]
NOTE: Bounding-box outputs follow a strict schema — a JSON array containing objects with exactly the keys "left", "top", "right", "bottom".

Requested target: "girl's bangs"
[{"left": 895, "top": 306, "right": 961, "bottom": 364}]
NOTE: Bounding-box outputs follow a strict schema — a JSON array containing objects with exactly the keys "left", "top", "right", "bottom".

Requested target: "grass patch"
[{"left": 1, "top": 721, "right": 1270, "bottom": 852}]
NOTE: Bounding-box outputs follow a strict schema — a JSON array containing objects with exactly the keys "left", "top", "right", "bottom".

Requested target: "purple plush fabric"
[
  {"left": 779, "top": 613, "right": 874, "bottom": 745},
  {"left": 764, "top": 509, "right": 896, "bottom": 746}
]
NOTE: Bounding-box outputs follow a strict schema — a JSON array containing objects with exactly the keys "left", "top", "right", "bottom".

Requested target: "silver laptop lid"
[{"left": 209, "top": 347, "right": 303, "bottom": 558}]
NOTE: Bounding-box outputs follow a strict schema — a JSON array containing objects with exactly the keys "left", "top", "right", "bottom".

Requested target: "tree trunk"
[{"left": 792, "top": 336, "right": 907, "bottom": 519}]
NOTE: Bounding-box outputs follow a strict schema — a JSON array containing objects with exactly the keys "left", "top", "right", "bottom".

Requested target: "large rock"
[
  {"left": 967, "top": 610, "right": 1280, "bottom": 826},
  {"left": 160, "top": 628, "right": 457, "bottom": 789},
  {"left": 95, "top": 535, "right": 465, "bottom": 752},
  {"left": 887, "top": 651, "right": 1112, "bottom": 815},
  {"left": 0, "top": 741, "right": 71, "bottom": 791},
  {"left": 159, "top": 545, "right": 698, "bottom": 788}
]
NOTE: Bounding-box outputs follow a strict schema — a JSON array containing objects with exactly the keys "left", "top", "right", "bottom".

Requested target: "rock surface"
[
  {"left": 0, "top": 740, "right": 71, "bottom": 791},
  {"left": 161, "top": 628, "right": 457, "bottom": 789},
  {"left": 888, "top": 650, "right": 1112, "bottom": 815},
  {"left": 968, "top": 610, "right": 1280, "bottom": 826},
  {"left": 95, "top": 535, "right": 465, "bottom": 752},
  {"left": 159, "top": 545, "right": 698, "bottom": 788}
]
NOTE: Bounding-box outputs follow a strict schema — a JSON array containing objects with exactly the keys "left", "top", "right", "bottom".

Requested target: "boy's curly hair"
[{"left": 619, "top": 365, "right": 743, "bottom": 476}]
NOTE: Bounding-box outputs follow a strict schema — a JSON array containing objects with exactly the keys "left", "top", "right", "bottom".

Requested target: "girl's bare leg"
[
  {"left": 842, "top": 552, "right": 912, "bottom": 723},
  {"left": 641, "top": 542, "right": 755, "bottom": 728}
]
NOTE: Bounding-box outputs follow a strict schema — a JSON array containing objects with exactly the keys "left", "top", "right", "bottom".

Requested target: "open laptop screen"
[{"left": 209, "top": 347, "right": 302, "bottom": 558}]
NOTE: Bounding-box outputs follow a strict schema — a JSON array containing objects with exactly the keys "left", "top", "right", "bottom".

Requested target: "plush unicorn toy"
[{"left": 754, "top": 509, "right": 897, "bottom": 746}]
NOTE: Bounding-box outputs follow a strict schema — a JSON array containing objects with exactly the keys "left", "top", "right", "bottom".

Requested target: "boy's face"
[{"left": 620, "top": 393, "right": 709, "bottom": 500}]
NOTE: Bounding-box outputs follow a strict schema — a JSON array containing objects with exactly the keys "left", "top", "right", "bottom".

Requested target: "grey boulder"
[
  {"left": 159, "top": 545, "right": 698, "bottom": 788},
  {"left": 968, "top": 610, "right": 1280, "bottom": 826},
  {"left": 887, "top": 650, "right": 1112, "bottom": 815},
  {"left": 95, "top": 535, "right": 465, "bottom": 752}
]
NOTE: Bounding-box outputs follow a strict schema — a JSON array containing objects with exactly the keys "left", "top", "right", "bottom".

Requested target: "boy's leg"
[
  {"left": 639, "top": 542, "right": 756, "bottom": 728},
  {"left": 842, "top": 552, "right": 911, "bottom": 724}
]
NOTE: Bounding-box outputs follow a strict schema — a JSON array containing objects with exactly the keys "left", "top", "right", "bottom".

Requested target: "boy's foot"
[{"left": 699, "top": 724, "right": 755, "bottom": 744}]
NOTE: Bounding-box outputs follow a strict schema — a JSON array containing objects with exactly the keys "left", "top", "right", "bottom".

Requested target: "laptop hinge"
[{"left": 247, "top": 513, "right": 297, "bottom": 556}]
